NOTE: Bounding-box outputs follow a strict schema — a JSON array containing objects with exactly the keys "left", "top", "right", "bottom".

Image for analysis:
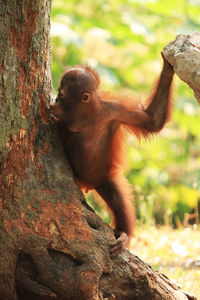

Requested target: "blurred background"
[
  {"left": 51, "top": 0, "right": 200, "bottom": 228},
  {"left": 50, "top": 0, "right": 200, "bottom": 295}
]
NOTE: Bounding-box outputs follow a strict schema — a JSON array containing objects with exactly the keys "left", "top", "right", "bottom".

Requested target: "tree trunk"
[{"left": 0, "top": 1, "right": 196, "bottom": 299}]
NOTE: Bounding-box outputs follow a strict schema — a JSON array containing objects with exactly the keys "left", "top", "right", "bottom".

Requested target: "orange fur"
[{"left": 51, "top": 57, "right": 174, "bottom": 255}]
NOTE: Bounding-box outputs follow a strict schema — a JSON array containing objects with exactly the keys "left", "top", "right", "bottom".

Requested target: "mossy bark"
[{"left": 0, "top": 1, "right": 196, "bottom": 299}]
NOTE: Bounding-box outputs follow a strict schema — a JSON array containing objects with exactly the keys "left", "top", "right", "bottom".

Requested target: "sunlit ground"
[{"left": 130, "top": 226, "right": 200, "bottom": 299}]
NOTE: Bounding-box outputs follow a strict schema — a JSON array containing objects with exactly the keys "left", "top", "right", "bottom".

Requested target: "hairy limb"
[
  {"left": 114, "top": 53, "right": 174, "bottom": 132},
  {"left": 144, "top": 53, "right": 174, "bottom": 130},
  {"left": 96, "top": 177, "right": 135, "bottom": 257}
]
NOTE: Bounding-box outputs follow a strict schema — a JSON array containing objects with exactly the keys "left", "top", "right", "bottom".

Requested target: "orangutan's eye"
[
  {"left": 82, "top": 93, "right": 91, "bottom": 103},
  {"left": 83, "top": 94, "right": 88, "bottom": 101}
]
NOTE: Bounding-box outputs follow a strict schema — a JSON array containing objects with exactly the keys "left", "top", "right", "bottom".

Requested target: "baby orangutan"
[{"left": 49, "top": 53, "right": 174, "bottom": 257}]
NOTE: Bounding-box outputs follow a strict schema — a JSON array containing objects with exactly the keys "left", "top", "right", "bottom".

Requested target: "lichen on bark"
[{"left": 163, "top": 31, "right": 200, "bottom": 104}]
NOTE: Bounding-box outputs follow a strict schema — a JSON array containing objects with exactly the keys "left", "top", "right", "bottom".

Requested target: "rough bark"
[
  {"left": 0, "top": 1, "right": 197, "bottom": 299},
  {"left": 163, "top": 31, "right": 200, "bottom": 104}
]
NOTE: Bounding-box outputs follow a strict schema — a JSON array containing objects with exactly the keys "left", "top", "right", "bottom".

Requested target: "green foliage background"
[{"left": 51, "top": 0, "right": 200, "bottom": 226}]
